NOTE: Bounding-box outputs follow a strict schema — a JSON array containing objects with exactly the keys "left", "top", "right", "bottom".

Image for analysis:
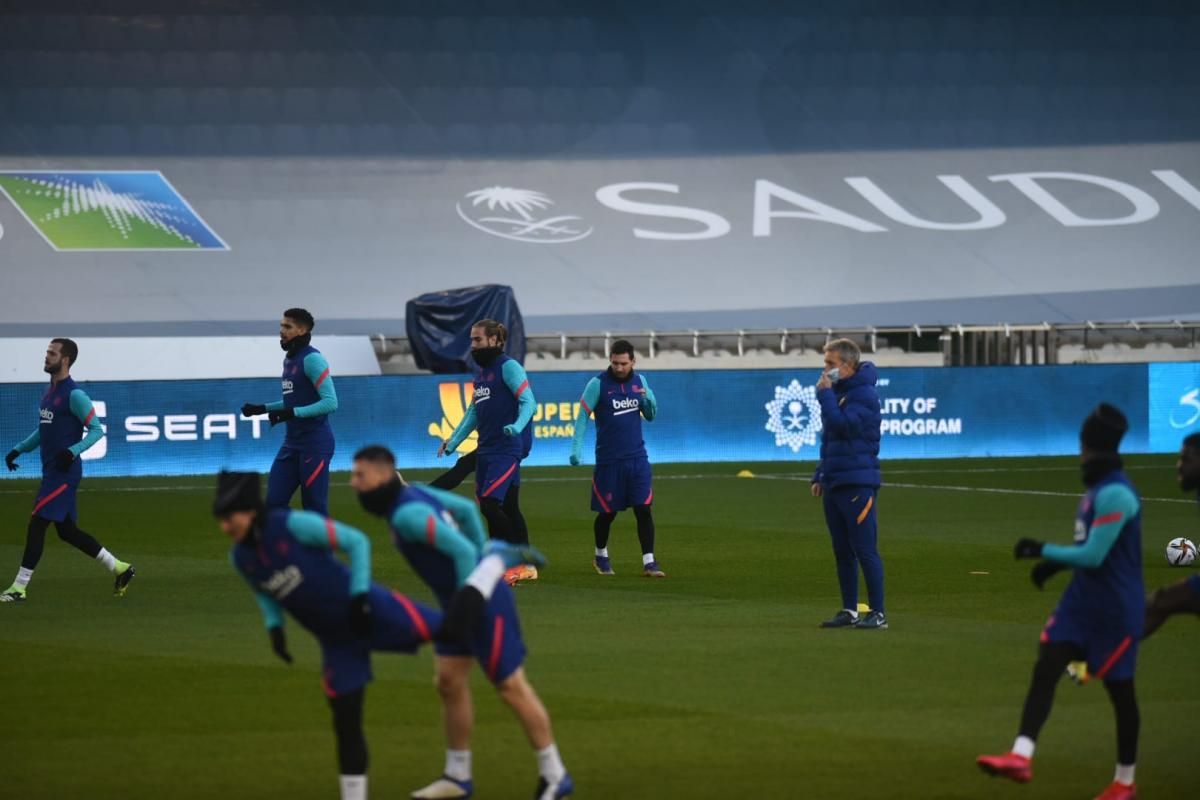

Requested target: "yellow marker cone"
[
  {"left": 736, "top": 470, "right": 756, "bottom": 478},
  {"left": 856, "top": 603, "right": 871, "bottom": 614}
]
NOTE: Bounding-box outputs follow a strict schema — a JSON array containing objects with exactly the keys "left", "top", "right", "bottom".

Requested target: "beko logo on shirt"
[
  {"left": 40, "top": 408, "right": 53, "bottom": 423},
  {"left": 474, "top": 386, "right": 492, "bottom": 403},
  {"left": 261, "top": 565, "right": 303, "bottom": 599},
  {"left": 282, "top": 379, "right": 295, "bottom": 395},
  {"left": 612, "top": 397, "right": 640, "bottom": 412}
]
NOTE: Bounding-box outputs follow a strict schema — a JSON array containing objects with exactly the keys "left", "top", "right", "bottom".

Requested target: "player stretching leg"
[
  {"left": 438, "top": 319, "right": 538, "bottom": 584},
  {"left": 351, "top": 446, "right": 572, "bottom": 800},
  {"left": 215, "top": 471, "right": 535, "bottom": 800},
  {"left": 2, "top": 339, "right": 134, "bottom": 602},
  {"left": 241, "top": 308, "right": 338, "bottom": 514},
  {"left": 978, "top": 404, "right": 1143, "bottom": 800},
  {"left": 568, "top": 339, "right": 663, "bottom": 577},
  {"left": 1143, "top": 432, "right": 1200, "bottom": 639}
]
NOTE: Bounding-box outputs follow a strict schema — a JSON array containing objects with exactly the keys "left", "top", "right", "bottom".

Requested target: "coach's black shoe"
[
  {"left": 854, "top": 610, "right": 888, "bottom": 630},
  {"left": 819, "top": 609, "right": 859, "bottom": 628},
  {"left": 113, "top": 565, "right": 136, "bottom": 597}
]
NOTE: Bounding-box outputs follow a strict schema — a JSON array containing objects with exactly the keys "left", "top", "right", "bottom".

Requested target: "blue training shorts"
[
  {"left": 1041, "top": 610, "right": 1139, "bottom": 682},
  {"left": 31, "top": 467, "right": 81, "bottom": 522},
  {"left": 591, "top": 457, "right": 653, "bottom": 513},
  {"left": 433, "top": 580, "right": 526, "bottom": 684},
  {"left": 475, "top": 453, "right": 520, "bottom": 503}
]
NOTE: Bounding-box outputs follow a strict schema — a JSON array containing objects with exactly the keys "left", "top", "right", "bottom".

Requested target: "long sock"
[
  {"left": 95, "top": 548, "right": 118, "bottom": 572},
  {"left": 594, "top": 547, "right": 608, "bottom": 558},
  {"left": 633, "top": 505, "right": 655, "bottom": 556},
  {"left": 536, "top": 744, "right": 566, "bottom": 783},
  {"left": 444, "top": 749, "right": 471, "bottom": 782},
  {"left": 1114, "top": 764, "right": 1135, "bottom": 785},
  {"left": 1011, "top": 735, "right": 1035, "bottom": 759},
  {"left": 339, "top": 775, "right": 366, "bottom": 800},
  {"left": 593, "top": 513, "right": 616, "bottom": 551},
  {"left": 13, "top": 567, "right": 33, "bottom": 590}
]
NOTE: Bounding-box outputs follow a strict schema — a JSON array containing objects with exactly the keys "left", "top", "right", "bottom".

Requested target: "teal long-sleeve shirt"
[
  {"left": 445, "top": 359, "right": 536, "bottom": 453},
  {"left": 13, "top": 388, "right": 104, "bottom": 458},
  {"left": 264, "top": 352, "right": 338, "bottom": 418},
  {"left": 388, "top": 485, "right": 489, "bottom": 587},
  {"left": 1042, "top": 483, "right": 1141, "bottom": 569},
  {"left": 240, "top": 511, "right": 373, "bottom": 630},
  {"left": 570, "top": 374, "right": 657, "bottom": 462}
]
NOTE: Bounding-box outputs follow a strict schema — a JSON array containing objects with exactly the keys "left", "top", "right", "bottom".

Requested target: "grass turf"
[{"left": 1, "top": 455, "right": 1197, "bottom": 799}]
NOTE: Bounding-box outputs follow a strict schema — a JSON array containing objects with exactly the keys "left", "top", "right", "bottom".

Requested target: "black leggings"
[
  {"left": 430, "top": 452, "right": 477, "bottom": 492},
  {"left": 22, "top": 515, "right": 103, "bottom": 569},
  {"left": 594, "top": 505, "right": 655, "bottom": 555},
  {"left": 328, "top": 688, "right": 368, "bottom": 775},
  {"left": 480, "top": 486, "right": 530, "bottom": 545},
  {"left": 1019, "top": 641, "right": 1139, "bottom": 764}
]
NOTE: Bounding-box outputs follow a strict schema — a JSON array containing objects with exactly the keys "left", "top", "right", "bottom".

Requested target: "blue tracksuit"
[
  {"left": 813, "top": 362, "right": 884, "bottom": 613},
  {"left": 265, "top": 345, "right": 338, "bottom": 515},
  {"left": 386, "top": 484, "right": 526, "bottom": 683},
  {"left": 1040, "top": 472, "right": 1144, "bottom": 681},
  {"left": 445, "top": 354, "right": 535, "bottom": 502},
  {"left": 231, "top": 508, "right": 441, "bottom": 697},
  {"left": 571, "top": 369, "right": 659, "bottom": 512},
  {"left": 12, "top": 377, "right": 104, "bottom": 523}
]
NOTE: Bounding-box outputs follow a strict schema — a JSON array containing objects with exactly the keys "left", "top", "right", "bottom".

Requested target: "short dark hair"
[
  {"left": 353, "top": 445, "right": 395, "bottom": 465},
  {"left": 283, "top": 308, "right": 315, "bottom": 330},
  {"left": 611, "top": 339, "right": 636, "bottom": 358},
  {"left": 51, "top": 337, "right": 78, "bottom": 366},
  {"left": 1184, "top": 432, "right": 1200, "bottom": 452}
]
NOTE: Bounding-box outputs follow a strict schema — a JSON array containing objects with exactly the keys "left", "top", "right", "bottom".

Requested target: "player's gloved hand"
[
  {"left": 502, "top": 424, "right": 519, "bottom": 437},
  {"left": 268, "top": 626, "right": 293, "bottom": 664},
  {"left": 436, "top": 586, "right": 485, "bottom": 645},
  {"left": 54, "top": 450, "right": 76, "bottom": 471},
  {"left": 5, "top": 449, "right": 19, "bottom": 472},
  {"left": 241, "top": 403, "right": 267, "bottom": 417},
  {"left": 268, "top": 408, "right": 295, "bottom": 426},
  {"left": 1014, "top": 538, "right": 1045, "bottom": 559},
  {"left": 1031, "top": 560, "right": 1067, "bottom": 590},
  {"left": 348, "top": 592, "right": 372, "bottom": 637},
  {"left": 569, "top": 453, "right": 581, "bottom": 466}
]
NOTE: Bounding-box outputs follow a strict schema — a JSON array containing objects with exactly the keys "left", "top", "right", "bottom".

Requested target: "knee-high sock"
[
  {"left": 633, "top": 505, "right": 655, "bottom": 556},
  {"left": 479, "top": 497, "right": 515, "bottom": 543},
  {"left": 502, "top": 485, "right": 530, "bottom": 546},
  {"left": 593, "top": 512, "right": 617, "bottom": 551},
  {"left": 1018, "top": 642, "right": 1079, "bottom": 743},
  {"left": 328, "top": 688, "right": 368, "bottom": 776},
  {"left": 21, "top": 516, "right": 52, "bottom": 571}
]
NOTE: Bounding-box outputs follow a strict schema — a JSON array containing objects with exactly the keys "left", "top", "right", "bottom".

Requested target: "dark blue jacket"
[{"left": 813, "top": 361, "right": 881, "bottom": 490}]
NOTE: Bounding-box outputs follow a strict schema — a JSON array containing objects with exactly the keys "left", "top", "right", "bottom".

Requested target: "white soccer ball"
[{"left": 1165, "top": 537, "right": 1197, "bottom": 567}]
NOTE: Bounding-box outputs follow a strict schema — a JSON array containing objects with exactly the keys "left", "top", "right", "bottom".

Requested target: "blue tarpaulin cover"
[{"left": 406, "top": 284, "right": 526, "bottom": 373}]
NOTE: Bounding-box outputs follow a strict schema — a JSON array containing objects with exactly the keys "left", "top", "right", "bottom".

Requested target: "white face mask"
[{"left": 826, "top": 367, "right": 841, "bottom": 383}]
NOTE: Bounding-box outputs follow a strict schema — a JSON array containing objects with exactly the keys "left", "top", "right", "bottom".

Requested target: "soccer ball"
[{"left": 1165, "top": 537, "right": 1197, "bottom": 566}]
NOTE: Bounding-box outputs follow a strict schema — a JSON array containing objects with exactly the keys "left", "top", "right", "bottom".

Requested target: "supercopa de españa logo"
[
  {"left": 456, "top": 186, "right": 593, "bottom": 244},
  {"left": 0, "top": 171, "right": 228, "bottom": 251},
  {"left": 765, "top": 380, "right": 823, "bottom": 453},
  {"left": 429, "top": 381, "right": 584, "bottom": 449}
]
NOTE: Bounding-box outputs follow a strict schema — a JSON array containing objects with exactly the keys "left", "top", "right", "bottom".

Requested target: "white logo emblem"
[
  {"left": 456, "top": 186, "right": 593, "bottom": 244},
  {"left": 1169, "top": 387, "right": 1200, "bottom": 429},
  {"left": 765, "top": 380, "right": 823, "bottom": 453}
]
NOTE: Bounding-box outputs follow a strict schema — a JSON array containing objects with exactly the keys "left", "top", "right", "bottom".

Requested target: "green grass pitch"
[{"left": 1, "top": 455, "right": 1196, "bottom": 799}]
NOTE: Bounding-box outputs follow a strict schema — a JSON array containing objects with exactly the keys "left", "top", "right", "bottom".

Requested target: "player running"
[
  {"left": 351, "top": 446, "right": 573, "bottom": 800},
  {"left": 438, "top": 319, "right": 538, "bottom": 584},
  {"left": 568, "top": 339, "right": 664, "bottom": 577},
  {"left": 1143, "top": 432, "right": 1200, "bottom": 638},
  {"left": 241, "top": 308, "right": 338, "bottom": 515},
  {"left": 978, "top": 404, "right": 1143, "bottom": 800},
  {"left": 215, "top": 470, "right": 538, "bottom": 800},
  {"left": 3, "top": 338, "right": 135, "bottom": 603}
]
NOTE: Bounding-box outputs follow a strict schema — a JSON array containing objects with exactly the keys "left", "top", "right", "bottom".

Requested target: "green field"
[{"left": 1, "top": 456, "right": 1196, "bottom": 799}]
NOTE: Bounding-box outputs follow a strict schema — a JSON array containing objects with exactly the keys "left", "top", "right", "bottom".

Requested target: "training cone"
[{"left": 736, "top": 470, "right": 756, "bottom": 478}]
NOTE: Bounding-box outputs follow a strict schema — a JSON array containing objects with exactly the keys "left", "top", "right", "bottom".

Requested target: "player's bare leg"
[
  {"left": 412, "top": 656, "right": 475, "bottom": 799},
  {"left": 496, "top": 668, "right": 572, "bottom": 799}
]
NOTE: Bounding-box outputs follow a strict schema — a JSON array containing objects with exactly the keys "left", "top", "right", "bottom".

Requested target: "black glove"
[
  {"left": 5, "top": 450, "right": 18, "bottom": 472},
  {"left": 54, "top": 450, "right": 76, "bottom": 471},
  {"left": 1014, "top": 538, "right": 1045, "bottom": 559},
  {"left": 435, "top": 586, "right": 485, "bottom": 645},
  {"left": 348, "top": 593, "right": 373, "bottom": 637},
  {"left": 268, "top": 408, "right": 295, "bottom": 426},
  {"left": 268, "top": 626, "right": 293, "bottom": 664},
  {"left": 241, "top": 403, "right": 267, "bottom": 417},
  {"left": 1031, "top": 560, "right": 1068, "bottom": 590}
]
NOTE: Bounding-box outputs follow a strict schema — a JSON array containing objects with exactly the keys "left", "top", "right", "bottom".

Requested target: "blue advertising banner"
[{"left": 0, "top": 363, "right": 1182, "bottom": 480}]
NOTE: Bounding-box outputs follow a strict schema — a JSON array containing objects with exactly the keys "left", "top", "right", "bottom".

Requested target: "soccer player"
[
  {"left": 241, "top": 308, "right": 338, "bottom": 515},
  {"left": 215, "top": 470, "right": 537, "bottom": 800},
  {"left": 438, "top": 319, "right": 538, "bottom": 584},
  {"left": 568, "top": 339, "right": 664, "bottom": 577},
  {"left": 1142, "top": 432, "right": 1200, "bottom": 638},
  {"left": 2, "top": 338, "right": 135, "bottom": 603},
  {"left": 351, "top": 446, "right": 574, "bottom": 800},
  {"left": 978, "top": 404, "right": 1143, "bottom": 800}
]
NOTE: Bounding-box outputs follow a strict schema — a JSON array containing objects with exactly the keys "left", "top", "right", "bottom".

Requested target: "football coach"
[{"left": 810, "top": 338, "right": 887, "bottom": 630}]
